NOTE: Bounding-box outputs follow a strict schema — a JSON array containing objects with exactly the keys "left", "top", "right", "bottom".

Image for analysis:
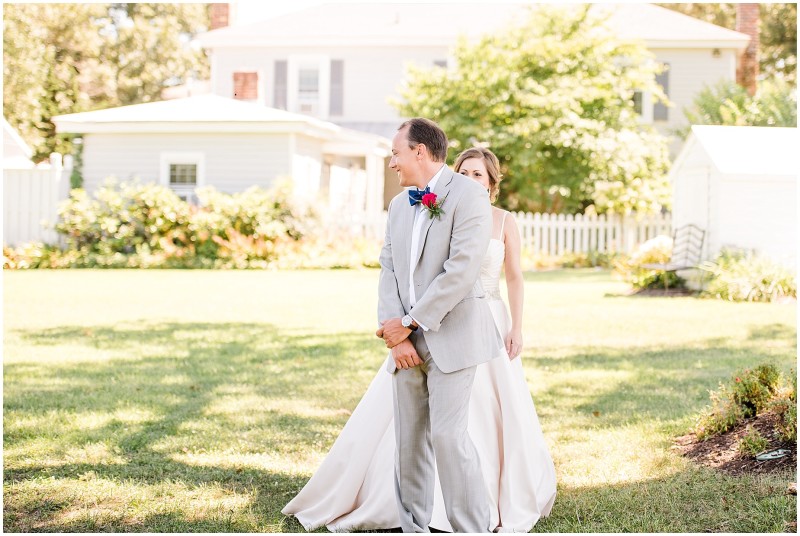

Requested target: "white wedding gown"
[{"left": 282, "top": 238, "right": 557, "bottom": 532}]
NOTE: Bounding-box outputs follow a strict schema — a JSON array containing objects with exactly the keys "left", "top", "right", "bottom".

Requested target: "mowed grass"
[{"left": 3, "top": 268, "right": 797, "bottom": 532}]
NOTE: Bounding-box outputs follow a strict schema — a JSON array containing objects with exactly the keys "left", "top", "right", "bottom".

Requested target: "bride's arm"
[{"left": 503, "top": 213, "right": 524, "bottom": 360}]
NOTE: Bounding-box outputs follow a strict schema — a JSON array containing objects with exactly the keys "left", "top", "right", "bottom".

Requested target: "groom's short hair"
[{"left": 398, "top": 118, "right": 448, "bottom": 163}]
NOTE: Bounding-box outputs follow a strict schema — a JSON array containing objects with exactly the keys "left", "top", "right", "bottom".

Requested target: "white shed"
[
  {"left": 52, "top": 95, "right": 390, "bottom": 216},
  {"left": 669, "top": 125, "right": 798, "bottom": 270}
]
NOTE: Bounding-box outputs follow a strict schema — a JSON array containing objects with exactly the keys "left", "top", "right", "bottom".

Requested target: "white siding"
[
  {"left": 290, "top": 134, "right": 324, "bottom": 199},
  {"left": 714, "top": 172, "right": 796, "bottom": 269},
  {"left": 81, "top": 133, "right": 292, "bottom": 194},
  {"left": 672, "top": 138, "right": 712, "bottom": 257},
  {"left": 213, "top": 45, "right": 449, "bottom": 124},
  {"left": 213, "top": 45, "right": 739, "bottom": 146},
  {"left": 649, "top": 47, "right": 738, "bottom": 154}
]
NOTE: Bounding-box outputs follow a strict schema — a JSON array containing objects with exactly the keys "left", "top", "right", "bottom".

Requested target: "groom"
[{"left": 376, "top": 118, "right": 503, "bottom": 532}]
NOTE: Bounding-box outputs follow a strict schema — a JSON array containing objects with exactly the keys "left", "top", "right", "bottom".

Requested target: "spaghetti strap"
[{"left": 499, "top": 211, "right": 508, "bottom": 241}]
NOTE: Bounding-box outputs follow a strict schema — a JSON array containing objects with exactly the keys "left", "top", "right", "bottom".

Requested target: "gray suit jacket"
[{"left": 378, "top": 167, "right": 504, "bottom": 373}]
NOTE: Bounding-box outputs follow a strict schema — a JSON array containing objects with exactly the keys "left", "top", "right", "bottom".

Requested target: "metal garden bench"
[{"left": 641, "top": 224, "right": 706, "bottom": 290}]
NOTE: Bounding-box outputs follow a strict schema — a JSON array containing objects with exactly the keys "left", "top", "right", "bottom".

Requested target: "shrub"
[
  {"left": 769, "top": 370, "right": 797, "bottom": 442},
  {"left": 682, "top": 79, "right": 797, "bottom": 133},
  {"left": 695, "top": 383, "right": 745, "bottom": 440},
  {"left": 3, "top": 242, "right": 75, "bottom": 269},
  {"left": 700, "top": 249, "right": 796, "bottom": 303},
  {"left": 737, "top": 425, "right": 769, "bottom": 457},
  {"left": 43, "top": 179, "right": 318, "bottom": 269},
  {"left": 731, "top": 364, "right": 781, "bottom": 417},
  {"left": 613, "top": 235, "right": 682, "bottom": 289},
  {"left": 57, "top": 179, "right": 192, "bottom": 256},
  {"left": 694, "top": 363, "right": 792, "bottom": 441},
  {"left": 273, "top": 235, "right": 382, "bottom": 270}
]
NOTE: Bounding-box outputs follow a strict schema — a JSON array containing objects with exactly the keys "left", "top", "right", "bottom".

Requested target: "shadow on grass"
[
  {"left": 4, "top": 319, "right": 797, "bottom": 532},
  {"left": 4, "top": 465, "right": 318, "bottom": 532},
  {"left": 525, "top": 326, "right": 796, "bottom": 428},
  {"left": 748, "top": 323, "right": 797, "bottom": 342},
  {"left": 531, "top": 466, "right": 795, "bottom": 533},
  {"left": 4, "top": 320, "right": 384, "bottom": 532}
]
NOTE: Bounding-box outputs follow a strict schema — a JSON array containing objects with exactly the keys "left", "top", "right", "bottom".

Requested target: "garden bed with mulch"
[{"left": 673, "top": 410, "right": 796, "bottom": 476}]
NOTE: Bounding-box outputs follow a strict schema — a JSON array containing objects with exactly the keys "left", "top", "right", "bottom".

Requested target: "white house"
[
  {"left": 669, "top": 125, "right": 798, "bottom": 270},
  {"left": 52, "top": 95, "right": 390, "bottom": 215},
  {"left": 197, "top": 2, "right": 750, "bottom": 156}
]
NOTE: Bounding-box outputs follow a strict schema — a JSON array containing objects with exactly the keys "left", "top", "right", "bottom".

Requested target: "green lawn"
[{"left": 3, "top": 269, "right": 797, "bottom": 532}]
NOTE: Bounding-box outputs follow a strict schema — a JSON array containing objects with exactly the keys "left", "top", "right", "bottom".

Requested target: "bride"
[{"left": 282, "top": 147, "right": 556, "bottom": 532}]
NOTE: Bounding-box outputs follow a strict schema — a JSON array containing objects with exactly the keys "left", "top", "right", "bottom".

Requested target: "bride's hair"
[{"left": 453, "top": 147, "right": 503, "bottom": 203}]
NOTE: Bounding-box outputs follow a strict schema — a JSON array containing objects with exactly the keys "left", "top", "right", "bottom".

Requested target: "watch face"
[{"left": 402, "top": 315, "right": 411, "bottom": 328}]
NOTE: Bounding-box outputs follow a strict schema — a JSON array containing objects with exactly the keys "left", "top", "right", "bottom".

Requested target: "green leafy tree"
[
  {"left": 658, "top": 3, "right": 797, "bottom": 83},
  {"left": 101, "top": 3, "right": 211, "bottom": 106},
  {"left": 393, "top": 5, "right": 671, "bottom": 214},
  {"left": 3, "top": 4, "right": 106, "bottom": 161},
  {"left": 683, "top": 79, "right": 797, "bottom": 131},
  {"left": 3, "top": 3, "right": 210, "bottom": 163}
]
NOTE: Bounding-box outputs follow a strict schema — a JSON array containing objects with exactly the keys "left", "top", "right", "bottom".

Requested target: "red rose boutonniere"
[{"left": 421, "top": 192, "right": 449, "bottom": 219}]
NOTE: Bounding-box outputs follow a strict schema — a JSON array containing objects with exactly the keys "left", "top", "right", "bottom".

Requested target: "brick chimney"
[
  {"left": 736, "top": 3, "right": 760, "bottom": 96},
  {"left": 210, "top": 3, "right": 230, "bottom": 30}
]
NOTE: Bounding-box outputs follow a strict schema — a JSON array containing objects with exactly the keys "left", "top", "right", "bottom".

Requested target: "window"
[
  {"left": 298, "top": 68, "right": 320, "bottom": 113},
  {"left": 632, "top": 91, "right": 643, "bottom": 115},
  {"left": 170, "top": 164, "right": 197, "bottom": 185},
  {"left": 287, "top": 55, "right": 330, "bottom": 118},
  {"left": 160, "top": 152, "right": 205, "bottom": 203}
]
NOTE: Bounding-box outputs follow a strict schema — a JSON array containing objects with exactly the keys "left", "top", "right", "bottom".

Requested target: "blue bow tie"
[{"left": 408, "top": 186, "right": 431, "bottom": 206}]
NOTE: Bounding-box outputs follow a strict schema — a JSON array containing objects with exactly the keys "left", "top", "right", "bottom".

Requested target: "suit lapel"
[
  {"left": 399, "top": 193, "right": 416, "bottom": 272},
  {"left": 412, "top": 167, "right": 453, "bottom": 271}
]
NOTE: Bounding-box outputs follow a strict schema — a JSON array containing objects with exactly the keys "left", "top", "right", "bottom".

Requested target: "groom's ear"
[{"left": 416, "top": 144, "right": 427, "bottom": 160}]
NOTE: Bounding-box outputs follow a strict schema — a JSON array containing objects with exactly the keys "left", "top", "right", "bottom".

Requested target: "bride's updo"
[{"left": 453, "top": 147, "right": 503, "bottom": 203}]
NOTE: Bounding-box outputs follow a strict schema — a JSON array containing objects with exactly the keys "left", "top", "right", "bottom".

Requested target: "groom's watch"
[{"left": 401, "top": 314, "right": 418, "bottom": 331}]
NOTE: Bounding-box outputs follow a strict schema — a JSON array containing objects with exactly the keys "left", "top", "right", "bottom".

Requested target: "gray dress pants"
[{"left": 392, "top": 331, "right": 490, "bottom": 533}]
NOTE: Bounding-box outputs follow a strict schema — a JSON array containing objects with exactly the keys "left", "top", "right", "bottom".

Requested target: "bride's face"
[{"left": 458, "top": 157, "right": 490, "bottom": 191}]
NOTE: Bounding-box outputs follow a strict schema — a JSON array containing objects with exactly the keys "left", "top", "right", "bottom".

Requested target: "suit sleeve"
[
  {"left": 408, "top": 184, "right": 491, "bottom": 331},
  {"left": 377, "top": 197, "right": 406, "bottom": 323}
]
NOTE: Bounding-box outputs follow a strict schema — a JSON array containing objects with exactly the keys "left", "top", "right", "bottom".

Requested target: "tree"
[
  {"left": 3, "top": 4, "right": 106, "bottom": 161},
  {"left": 658, "top": 3, "right": 797, "bottom": 83},
  {"left": 683, "top": 79, "right": 797, "bottom": 130},
  {"left": 2, "top": 3, "right": 210, "bottom": 162},
  {"left": 393, "top": 5, "right": 671, "bottom": 215},
  {"left": 101, "top": 4, "right": 211, "bottom": 106}
]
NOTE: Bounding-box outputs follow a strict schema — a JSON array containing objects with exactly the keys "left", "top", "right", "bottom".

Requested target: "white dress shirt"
[{"left": 408, "top": 164, "right": 446, "bottom": 331}]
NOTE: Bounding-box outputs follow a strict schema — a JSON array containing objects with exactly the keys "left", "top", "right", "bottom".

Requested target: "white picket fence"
[
  {"left": 513, "top": 211, "right": 672, "bottom": 255},
  {"left": 3, "top": 154, "right": 71, "bottom": 247},
  {"left": 348, "top": 210, "right": 671, "bottom": 256}
]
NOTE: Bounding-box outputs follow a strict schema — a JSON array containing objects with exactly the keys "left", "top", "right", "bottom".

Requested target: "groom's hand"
[
  {"left": 378, "top": 317, "right": 411, "bottom": 348},
  {"left": 391, "top": 339, "right": 422, "bottom": 370}
]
